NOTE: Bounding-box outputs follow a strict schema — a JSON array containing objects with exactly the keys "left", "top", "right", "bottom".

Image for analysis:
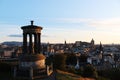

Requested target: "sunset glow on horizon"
[{"left": 0, "top": 0, "right": 120, "bottom": 44}]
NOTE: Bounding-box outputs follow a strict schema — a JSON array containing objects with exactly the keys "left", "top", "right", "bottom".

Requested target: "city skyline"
[{"left": 0, "top": 0, "right": 120, "bottom": 44}]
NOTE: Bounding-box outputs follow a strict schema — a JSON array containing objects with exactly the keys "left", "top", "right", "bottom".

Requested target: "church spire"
[
  {"left": 99, "top": 41, "right": 103, "bottom": 53},
  {"left": 91, "top": 38, "right": 94, "bottom": 44},
  {"left": 65, "top": 40, "right": 66, "bottom": 45}
]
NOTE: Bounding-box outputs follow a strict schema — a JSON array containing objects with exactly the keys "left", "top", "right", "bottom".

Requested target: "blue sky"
[{"left": 0, "top": 0, "right": 120, "bottom": 44}]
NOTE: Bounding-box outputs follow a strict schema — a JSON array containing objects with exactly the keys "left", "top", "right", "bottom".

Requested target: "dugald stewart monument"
[{"left": 14, "top": 21, "right": 53, "bottom": 80}]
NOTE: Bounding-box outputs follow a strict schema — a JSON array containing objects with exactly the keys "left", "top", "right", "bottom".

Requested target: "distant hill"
[
  {"left": 1, "top": 41, "right": 48, "bottom": 47},
  {"left": 2, "top": 41, "right": 23, "bottom": 47}
]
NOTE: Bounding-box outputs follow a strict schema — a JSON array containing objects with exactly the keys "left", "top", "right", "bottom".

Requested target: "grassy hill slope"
[{"left": 56, "top": 70, "right": 95, "bottom": 80}]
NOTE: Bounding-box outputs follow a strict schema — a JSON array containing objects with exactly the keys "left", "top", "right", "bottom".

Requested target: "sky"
[{"left": 0, "top": 0, "right": 120, "bottom": 44}]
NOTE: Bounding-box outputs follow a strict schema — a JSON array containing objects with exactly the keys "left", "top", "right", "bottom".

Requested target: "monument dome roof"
[{"left": 21, "top": 21, "right": 42, "bottom": 30}]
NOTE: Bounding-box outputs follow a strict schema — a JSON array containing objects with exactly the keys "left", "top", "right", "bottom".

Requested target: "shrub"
[
  {"left": 0, "top": 62, "right": 12, "bottom": 72},
  {"left": 82, "top": 64, "right": 98, "bottom": 79},
  {"left": 98, "top": 67, "right": 120, "bottom": 80},
  {"left": 66, "top": 53, "right": 77, "bottom": 65},
  {"left": 53, "top": 54, "right": 67, "bottom": 70},
  {"left": 97, "top": 76, "right": 110, "bottom": 80}
]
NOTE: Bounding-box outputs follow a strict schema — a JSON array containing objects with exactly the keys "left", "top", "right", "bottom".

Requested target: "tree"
[
  {"left": 79, "top": 54, "right": 87, "bottom": 63},
  {"left": 45, "top": 55, "right": 53, "bottom": 65},
  {"left": 53, "top": 53, "right": 66, "bottom": 70},
  {"left": 83, "top": 64, "right": 98, "bottom": 79},
  {"left": 66, "top": 53, "right": 77, "bottom": 65}
]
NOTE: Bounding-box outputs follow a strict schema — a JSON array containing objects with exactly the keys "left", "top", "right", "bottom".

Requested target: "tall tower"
[
  {"left": 99, "top": 42, "right": 104, "bottom": 63},
  {"left": 91, "top": 38, "right": 94, "bottom": 45},
  {"left": 21, "top": 21, "right": 42, "bottom": 54},
  {"left": 99, "top": 42, "right": 103, "bottom": 53},
  {"left": 91, "top": 38, "right": 95, "bottom": 50}
]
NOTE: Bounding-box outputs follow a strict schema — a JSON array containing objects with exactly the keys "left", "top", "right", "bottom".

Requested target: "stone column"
[
  {"left": 34, "top": 33, "right": 38, "bottom": 54},
  {"left": 30, "top": 67, "right": 33, "bottom": 80},
  {"left": 29, "top": 34, "right": 33, "bottom": 54},
  {"left": 38, "top": 33, "right": 41, "bottom": 53},
  {"left": 13, "top": 67, "right": 17, "bottom": 78},
  {"left": 23, "top": 33, "right": 27, "bottom": 54}
]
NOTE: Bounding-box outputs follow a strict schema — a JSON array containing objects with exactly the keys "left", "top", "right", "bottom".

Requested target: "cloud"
[
  {"left": 42, "top": 35, "right": 49, "bottom": 37},
  {"left": 55, "top": 18, "right": 120, "bottom": 30},
  {"left": 55, "top": 18, "right": 92, "bottom": 23},
  {"left": 88, "top": 18, "right": 120, "bottom": 28},
  {"left": 8, "top": 34, "right": 22, "bottom": 37},
  {"left": 8, "top": 34, "right": 50, "bottom": 38}
]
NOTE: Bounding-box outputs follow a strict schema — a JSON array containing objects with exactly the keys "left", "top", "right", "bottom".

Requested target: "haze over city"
[{"left": 0, "top": 0, "right": 120, "bottom": 44}]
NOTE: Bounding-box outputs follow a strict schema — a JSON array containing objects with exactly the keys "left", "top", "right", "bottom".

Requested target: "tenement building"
[{"left": 14, "top": 21, "right": 53, "bottom": 80}]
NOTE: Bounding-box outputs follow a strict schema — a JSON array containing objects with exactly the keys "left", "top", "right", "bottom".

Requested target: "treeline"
[
  {"left": 48, "top": 53, "right": 98, "bottom": 78},
  {"left": 98, "top": 68, "right": 120, "bottom": 80},
  {"left": 47, "top": 53, "right": 120, "bottom": 80}
]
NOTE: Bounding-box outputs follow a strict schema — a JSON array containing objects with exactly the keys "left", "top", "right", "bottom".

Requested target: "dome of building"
[{"left": 21, "top": 21, "right": 42, "bottom": 30}]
